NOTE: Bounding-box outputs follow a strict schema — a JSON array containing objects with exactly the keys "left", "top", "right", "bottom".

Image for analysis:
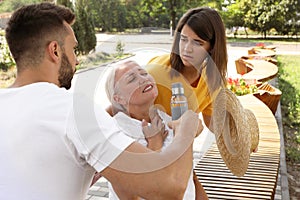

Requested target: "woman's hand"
[{"left": 142, "top": 107, "right": 168, "bottom": 151}]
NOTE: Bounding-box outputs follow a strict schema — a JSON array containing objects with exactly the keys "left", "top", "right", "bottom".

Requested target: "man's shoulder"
[
  {"left": 35, "top": 82, "right": 73, "bottom": 101},
  {"left": 0, "top": 82, "right": 72, "bottom": 98}
]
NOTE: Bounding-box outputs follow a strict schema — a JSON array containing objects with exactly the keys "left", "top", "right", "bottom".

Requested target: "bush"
[
  {"left": 0, "top": 35, "right": 15, "bottom": 71},
  {"left": 115, "top": 40, "right": 125, "bottom": 58}
]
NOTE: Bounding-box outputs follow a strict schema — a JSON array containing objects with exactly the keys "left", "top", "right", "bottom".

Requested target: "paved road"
[{"left": 95, "top": 33, "right": 300, "bottom": 55}]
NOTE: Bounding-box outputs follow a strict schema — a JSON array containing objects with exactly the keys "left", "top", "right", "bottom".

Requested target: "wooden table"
[{"left": 195, "top": 95, "right": 280, "bottom": 199}]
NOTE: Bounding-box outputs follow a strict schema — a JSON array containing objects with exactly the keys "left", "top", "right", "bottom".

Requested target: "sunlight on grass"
[
  {"left": 277, "top": 54, "right": 300, "bottom": 163},
  {"left": 278, "top": 55, "right": 300, "bottom": 88}
]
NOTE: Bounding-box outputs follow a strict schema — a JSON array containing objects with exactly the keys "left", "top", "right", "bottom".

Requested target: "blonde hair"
[
  {"left": 105, "top": 64, "right": 117, "bottom": 105},
  {"left": 105, "top": 60, "right": 139, "bottom": 114}
]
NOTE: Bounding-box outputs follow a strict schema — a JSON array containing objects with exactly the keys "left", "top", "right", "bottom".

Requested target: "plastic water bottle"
[{"left": 171, "top": 82, "right": 188, "bottom": 120}]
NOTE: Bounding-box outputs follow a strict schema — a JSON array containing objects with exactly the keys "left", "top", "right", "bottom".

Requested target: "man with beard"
[{"left": 0, "top": 3, "right": 203, "bottom": 200}]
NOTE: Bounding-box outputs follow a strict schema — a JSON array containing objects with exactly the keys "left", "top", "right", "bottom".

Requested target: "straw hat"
[{"left": 212, "top": 88, "right": 259, "bottom": 177}]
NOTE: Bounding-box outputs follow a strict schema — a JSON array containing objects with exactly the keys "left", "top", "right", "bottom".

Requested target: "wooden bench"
[
  {"left": 235, "top": 59, "right": 278, "bottom": 82},
  {"left": 195, "top": 95, "right": 280, "bottom": 199},
  {"left": 248, "top": 47, "right": 276, "bottom": 58}
]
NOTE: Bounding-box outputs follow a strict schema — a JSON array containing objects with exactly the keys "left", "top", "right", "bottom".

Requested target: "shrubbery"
[{"left": 0, "top": 33, "right": 15, "bottom": 71}]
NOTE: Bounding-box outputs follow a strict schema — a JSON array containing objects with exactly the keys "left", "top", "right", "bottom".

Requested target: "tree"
[
  {"left": 73, "top": 0, "right": 96, "bottom": 55},
  {"left": 89, "top": 0, "right": 123, "bottom": 32},
  {"left": 275, "top": 0, "right": 300, "bottom": 36},
  {"left": 123, "top": 0, "right": 144, "bottom": 29},
  {"left": 57, "top": 0, "right": 96, "bottom": 55},
  {"left": 222, "top": 0, "right": 248, "bottom": 37},
  {"left": 242, "top": 0, "right": 299, "bottom": 38},
  {"left": 168, "top": 0, "right": 222, "bottom": 35},
  {"left": 56, "top": 0, "right": 73, "bottom": 9},
  {"left": 0, "top": 0, "right": 45, "bottom": 12},
  {"left": 111, "top": 0, "right": 127, "bottom": 32}
]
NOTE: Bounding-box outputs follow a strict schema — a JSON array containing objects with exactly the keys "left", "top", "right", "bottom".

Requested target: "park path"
[{"left": 95, "top": 33, "right": 300, "bottom": 55}]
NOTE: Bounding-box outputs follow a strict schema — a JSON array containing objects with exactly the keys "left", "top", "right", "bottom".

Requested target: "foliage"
[
  {"left": 56, "top": 0, "right": 72, "bottom": 8},
  {"left": 88, "top": 0, "right": 128, "bottom": 32},
  {"left": 0, "top": 0, "right": 45, "bottom": 12},
  {"left": 222, "top": 1, "right": 246, "bottom": 36},
  {"left": 115, "top": 40, "right": 125, "bottom": 58},
  {"left": 57, "top": 0, "right": 97, "bottom": 55},
  {"left": 1, "top": 0, "right": 299, "bottom": 40},
  {"left": 72, "top": 0, "right": 96, "bottom": 55},
  {"left": 85, "top": 0, "right": 223, "bottom": 34},
  {"left": 240, "top": 0, "right": 299, "bottom": 37},
  {"left": 277, "top": 55, "right": 300, "bottom": 163},
  {"left": 227, "top": 77, "right": 258, "bottom": 96},
  {"left": 0, "top": 34, "right": 15, "bottom": 71}
]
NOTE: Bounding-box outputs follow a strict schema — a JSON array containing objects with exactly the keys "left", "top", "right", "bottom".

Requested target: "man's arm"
[{"left": 101, "top": 110, "right": 203, "bottom": 200}]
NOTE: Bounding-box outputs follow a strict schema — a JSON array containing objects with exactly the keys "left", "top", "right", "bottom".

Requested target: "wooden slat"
[
  {"left": 198, "top": 176, "right": 275, "bottom": 187},
  {"left": 200, "top": 180, "right": 275, "bottom": 191},
  {"left": 195, "top": 95, "right": 280, "bottom": 200},
  {"left": 205, "top": 189, "right": 272, "bottom": 200},
  {"left": 206, "top": 193, "right": 269, "bottom": 200}
]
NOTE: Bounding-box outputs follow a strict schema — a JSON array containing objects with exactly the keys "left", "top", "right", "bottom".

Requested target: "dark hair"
[
  {"left": 5, "top": 3, "right": 75, "bottom": 71},
  {"left": 170, "top": 7, "right": 228, "bottom": 93}
]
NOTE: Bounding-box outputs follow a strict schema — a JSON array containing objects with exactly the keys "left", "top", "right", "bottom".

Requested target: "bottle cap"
[{"left": 172, "top": 82, "right": 184, "bottom": 95}]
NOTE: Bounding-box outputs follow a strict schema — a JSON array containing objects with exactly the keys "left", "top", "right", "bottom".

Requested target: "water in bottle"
[{"left": 171, "top": 82, "right": 188, "bottom": 120}]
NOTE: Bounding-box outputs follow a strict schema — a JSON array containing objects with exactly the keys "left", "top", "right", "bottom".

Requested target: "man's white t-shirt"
[
  {"left": 108, "top": 111, "right": 195, "bottom": 200},
  {"left": 0, "top": 82, "right": 134, "bottom": 200}
]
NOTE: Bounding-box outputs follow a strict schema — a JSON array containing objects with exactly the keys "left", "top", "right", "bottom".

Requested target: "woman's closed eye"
[
  {"left": 193, "top": 39, "right": 202, "bottom": 46},
  {"left": 180, "top": 35, "right": 188, "bottom": 42},
  {"left": 140, "top": 70, "right": 148, "bottom": 76},
  {"left": 127, "top": 75, "right": 136, "bottom": 83},
  {"left": 126, "top": 69, "right": 149, "bottom": 84}
]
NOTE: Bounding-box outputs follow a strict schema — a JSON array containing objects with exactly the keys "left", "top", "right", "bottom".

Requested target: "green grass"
[
  {"left": 76, "top": 51, "right": 133, "bottom": 71},
  {"left": 76, "top": 52, "right": 115, "bottom": 71},
  {"left": 227, "top": 37, "right": 300, "bottom": 44},
  {"left": 277, "top": 55, "right": 300, "bottom": 163}
]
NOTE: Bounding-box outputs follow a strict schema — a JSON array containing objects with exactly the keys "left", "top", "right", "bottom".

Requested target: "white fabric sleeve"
[{"left": 66, "top": 96, "right": 135, "bottom": 172}]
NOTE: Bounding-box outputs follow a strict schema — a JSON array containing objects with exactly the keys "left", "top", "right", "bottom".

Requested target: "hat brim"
[{"left": 212, "top": 88, "right": 259, "bottom": 177}]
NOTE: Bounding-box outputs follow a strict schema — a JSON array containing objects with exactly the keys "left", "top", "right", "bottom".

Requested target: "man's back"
[{"left": 0, "top": 82, "right": 95, "bottom": 200}]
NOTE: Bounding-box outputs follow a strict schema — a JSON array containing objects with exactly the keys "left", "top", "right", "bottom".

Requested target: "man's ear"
[{"left": 47, "top": 41, "right": 60, "bottom": 63}]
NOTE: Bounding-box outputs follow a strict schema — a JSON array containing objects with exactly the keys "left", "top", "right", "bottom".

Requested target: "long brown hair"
[{"left": 170, "top": 7, "right": 228, "bottom": 93}]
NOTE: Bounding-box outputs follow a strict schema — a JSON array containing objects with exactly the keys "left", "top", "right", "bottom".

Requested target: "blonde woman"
[{"left": 105, "top": 60, "right": 208, "bottom": 200}]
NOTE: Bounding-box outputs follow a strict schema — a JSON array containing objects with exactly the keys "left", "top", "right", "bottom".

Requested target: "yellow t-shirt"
[{"left": 146, "top": 54, "right": 213, "bottom": 116}]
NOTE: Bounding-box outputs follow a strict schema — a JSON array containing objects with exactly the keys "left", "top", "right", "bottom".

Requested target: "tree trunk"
[
  {"left": 244, "top": 27, "right": 248, "bottom": 38},
  {"left": 170, "top": 11, "right": 176, "bottom": 36}
]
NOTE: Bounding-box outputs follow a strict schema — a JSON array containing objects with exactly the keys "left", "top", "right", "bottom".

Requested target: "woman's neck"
[
  {"left": 182, "top": 67, "right": 200, "bottom": 85},
  {"left": 128, "top": 104, "right": 152, "bottom": 122},
  {"left": 182, "top": 61, "right": 206, "bottom": 86}
]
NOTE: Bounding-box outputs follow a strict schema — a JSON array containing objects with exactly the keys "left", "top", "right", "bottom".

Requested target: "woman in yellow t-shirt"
[{"left": 146, "top": 7, "right": 228, "bottom": 129}]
